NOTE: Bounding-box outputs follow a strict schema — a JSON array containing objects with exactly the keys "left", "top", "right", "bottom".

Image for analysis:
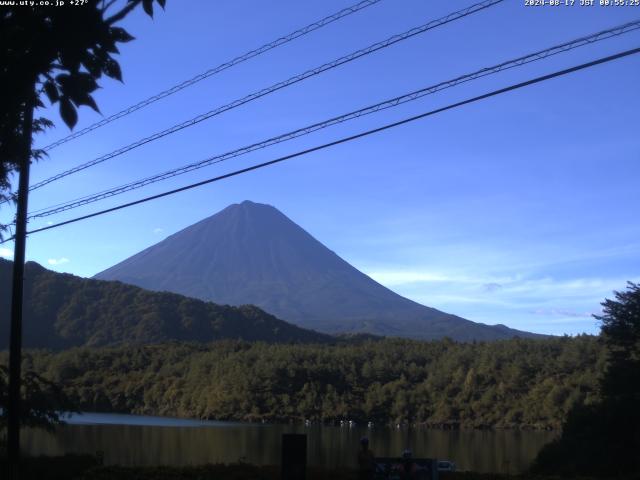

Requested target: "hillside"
[
  {"left": 96, "top": 200, "right": 542, "bottom": 341},
  {"left": 0, "top": 258, "right": 331, "bottom": 350},
  {"left": 4, "top": 336, "right": 603, "bottom": 428}
]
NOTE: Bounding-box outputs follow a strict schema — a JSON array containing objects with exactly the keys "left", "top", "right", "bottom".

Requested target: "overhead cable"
[
  {"left": 40, "top": 0, "right": 386, "bottom": 151},
  {"left": 2, "top": 46, "right": 634, "bottom": 245},
  {"left": 28, "top": 0, "right": 504, "bottom": 192},
  {"left": 27, "top": 20, "right": 640, "bottom": 219}
]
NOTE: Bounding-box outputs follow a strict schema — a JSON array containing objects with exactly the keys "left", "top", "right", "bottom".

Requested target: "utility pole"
[{"left": 7, "top": 85, "right": 35, "bottom": 480}]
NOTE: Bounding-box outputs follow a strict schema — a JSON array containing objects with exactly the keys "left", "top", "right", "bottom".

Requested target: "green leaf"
[
  {"left": 81, "top": 53, "right": 102, "bottom": 78},
  {"left": 110, "top": 26, "right": 135, "bottom": 43},
  {"left": 143, "top": 0, "right": 154, "bottom": 17},
  {"left": 75, "top": 72, "right": 99, "bottom": 93},
  {"left": 43, "top": 81, "right": 59, "bottom": 104},
  {"left": 55, "top": 73, "right": 71, "bottom": 87},
  {"left": 103, "top": 58, "right": 123, "bottom": 82},
  {"left": 60, "top": 51, "right": 82, "bottom": 74},
  {"left": 32, "top": 117, "right": 54, "bottom": 134},
  {"left": 57, "top": 73, "right": 100, "bottom": 111},
  {"left": 34, "top": 117, "right": 54, "bottom": 130},
  {"left": 74, "top": 93, "right": 101, "bottom": 114},
  {"left": 103, "top": 42, "right": 120, "bottom": 54},
  {"left": 32, "top": 149, "right": 48, "bottom": 162},
  {"left": 60, "top": 97, "right": 78, "bottom": 130}
]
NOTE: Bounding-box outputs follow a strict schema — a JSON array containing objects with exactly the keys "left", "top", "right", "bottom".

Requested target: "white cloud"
[
  {"left": 153, "top": 228, "right": 164, "bottom": 234},
  {"left": 531, "top": 308, "right": 597, "bottom": 319},
  {"left": 367, "top": 267, "right": 636, "bottom": 302},
  {"left": 365, "top": 265, "right": 635, "bottom": 327},
  {"left": 355, "top": 232, "right": 638, "bottom": 335},
  {"left": 47, "top": 257, "right": 70, "bottom": 266},
  {"left": 0, "top": 247, "right": 13, "bottom": 258},
  {"left": 368, "top": 271, "right": 453, "bottom": 285},
  {"left": 366, "top": 269, "right": 513, "bottom": 287}
]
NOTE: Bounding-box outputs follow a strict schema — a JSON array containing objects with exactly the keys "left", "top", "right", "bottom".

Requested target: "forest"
[
  {"left": 0, "top": 259, "right": 331, "bottom": 348},
  {"left": 1, "top": 335, "right": 604, "bottom": 430}
]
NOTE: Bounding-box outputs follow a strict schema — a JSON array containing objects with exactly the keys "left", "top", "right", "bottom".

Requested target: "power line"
[
  {"left": 26, "top": 20, "right": 640, "bottom": 220},
  {"left": 27, "top": 0, "right": 504, "bottom": 192},
  {"left": 3, "top": 46, "right": 636, "bottom": 245},
  {"left": 40, "top": 0, "right": 386, "bottom": 152}
]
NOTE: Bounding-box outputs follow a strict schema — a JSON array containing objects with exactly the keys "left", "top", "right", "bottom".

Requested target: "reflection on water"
[
  {"left": 55, "top": 412, "right": 237, "bottom": 427},
  {"left": 21, "top": 413, "right": 556, "bottom": 473}
]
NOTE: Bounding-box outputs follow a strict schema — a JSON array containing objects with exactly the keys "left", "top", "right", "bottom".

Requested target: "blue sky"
[{"left": 1, "top": 0, "right": 639, "bottom": 335}]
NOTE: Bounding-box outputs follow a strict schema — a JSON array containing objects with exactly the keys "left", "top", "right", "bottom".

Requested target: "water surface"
[{"left": 22, "top": 412, "right": 556, "bottom": 473}]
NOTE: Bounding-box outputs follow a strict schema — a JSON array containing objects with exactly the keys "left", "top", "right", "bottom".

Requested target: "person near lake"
[
  {"left": 357, "top": 436, "right": 376, "bottom": 480},
  {"left": 401, "top": 449, "right": 417, "bottom": 479}
]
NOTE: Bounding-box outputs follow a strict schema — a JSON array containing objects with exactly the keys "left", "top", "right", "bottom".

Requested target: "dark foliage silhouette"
[
  {"left": 0, "top": 364, "right": 77, "bottom": 433},
  {"left": 0, "top": 0, "right": 165, "bottom": 233},
  {"left": 532, "top": 282, "right": 640, "bottom": 476}
]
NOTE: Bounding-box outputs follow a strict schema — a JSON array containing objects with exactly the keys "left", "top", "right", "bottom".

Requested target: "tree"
[
  {"left": 595, "top": 282, "right": 640, "bottom": 401},
  {"left": 0, "top": 1, "right": 166, "bottom": 475},
  {"left": 0, "top": 364, "right": 77, "bottom": 433},
  {"left": 1, "top": 0, "right": 166, "bottom": 205},
  {"left": 532, "top": 282, "right": 640, "bottom": 476}
]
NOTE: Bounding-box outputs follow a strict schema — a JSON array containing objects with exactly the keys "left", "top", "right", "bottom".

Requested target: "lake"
[{"left": 21, "top": 412, "right": 557, "bottom": 473}]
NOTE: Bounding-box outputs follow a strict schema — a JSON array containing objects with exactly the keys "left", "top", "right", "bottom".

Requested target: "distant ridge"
[
  {"left": 95, "top": 201, "right": 542, "bottom": 341},
  {"left": 0, "top": 258, "right": 331, "bottom": 349}
]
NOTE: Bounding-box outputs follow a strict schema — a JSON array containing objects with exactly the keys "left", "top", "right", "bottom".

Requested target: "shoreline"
[{"left": 59, "top": 411, "right": 561, "bottom": 432}]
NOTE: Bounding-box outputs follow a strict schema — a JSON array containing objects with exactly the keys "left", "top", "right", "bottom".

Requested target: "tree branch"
[
  {"left": 105, "top": 0, "right": 142, "bottom": 25},
  {"left": 101, "top": 0, "right": 118, "bottom": 14}
]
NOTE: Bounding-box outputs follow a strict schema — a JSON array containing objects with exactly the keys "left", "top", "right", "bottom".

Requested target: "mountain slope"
[
  {"left": 0, "top": 258, "right": 331, "bottom": 350},
  {"left": 95, "top": 201, "right": 541, "bottom": 341}
]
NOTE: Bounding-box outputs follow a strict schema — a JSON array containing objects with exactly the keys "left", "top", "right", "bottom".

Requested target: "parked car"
[{"left": 437, "top": 460, "right": 456, "bottom": 472}]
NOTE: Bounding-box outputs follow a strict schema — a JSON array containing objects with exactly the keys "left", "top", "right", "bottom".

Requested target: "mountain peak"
[
  {"left": 240, "top": 199, "right": 266, "bottom": 207},
  {"left": 202, "top": 200, "right": 289, "bottom": 226},
  {"left": 231, "top": 199, "right": 273, "bottom": 210},
  {"left": 95, "top": 203, "right": 543, "bottom": 341}
]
